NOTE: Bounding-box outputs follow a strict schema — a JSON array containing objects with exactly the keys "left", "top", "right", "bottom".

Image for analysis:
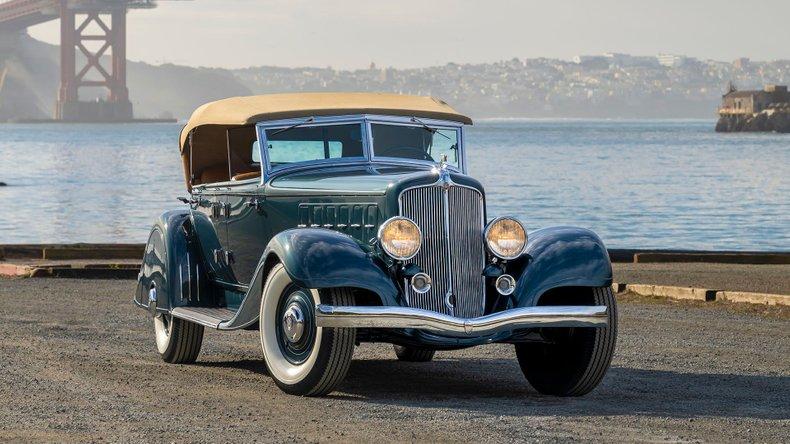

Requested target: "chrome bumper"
[{"left": 315, "top": 304, "right": 608, "bottom": 337}]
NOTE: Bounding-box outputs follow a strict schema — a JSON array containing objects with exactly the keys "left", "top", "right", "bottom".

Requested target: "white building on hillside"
[{"left": 657, "top": 54, "right": 688, "bottom": 68}]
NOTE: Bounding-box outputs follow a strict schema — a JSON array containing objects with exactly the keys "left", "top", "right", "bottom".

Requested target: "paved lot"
[{"left": 0, "top": 278, "right": 788, "bottom": 442}]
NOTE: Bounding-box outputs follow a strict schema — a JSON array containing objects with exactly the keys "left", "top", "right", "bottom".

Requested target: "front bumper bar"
[{"left": 315, "top": 304, "right": 608, "bottom": 337}]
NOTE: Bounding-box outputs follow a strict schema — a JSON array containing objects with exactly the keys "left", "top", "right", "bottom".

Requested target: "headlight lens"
[
  {"left": 378, "top": 217, "right": 422, "bottom": 260},
  {"left": 485, "top": 217, "right": 527, "bottom": 259}
]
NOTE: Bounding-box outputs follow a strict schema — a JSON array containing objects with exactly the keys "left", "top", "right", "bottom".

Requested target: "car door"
[
  {"left": 225, "top": 185, "right": 270, "bottom": 286},
  {"left": 223, "top": 126, "right": 271, "bottom": 286},
  {"left": 191, "top": 186, "right": 235, "bottom": 284}
]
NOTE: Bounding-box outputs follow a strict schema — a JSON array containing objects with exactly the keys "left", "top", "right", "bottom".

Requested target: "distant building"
[
  {"left": 720, "top": 85, "right": 789, "bottom": 114},
  {"left": 603, "top": 53, "right": 659, "bottom": 67},
  {"left": 657, "top": 53, "right": 687, "bottom": 68},
  {"left": 717, "top": 84, "right": 790, "bottom": 132},
  {"left": 732, "top": 57, "right": 750, "bottom": 70},
  {"left": 572, "top": 55, "right": 609, "bottom": 69}
]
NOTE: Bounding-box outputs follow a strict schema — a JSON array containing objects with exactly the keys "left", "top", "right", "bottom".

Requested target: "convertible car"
[{"left": 135, "top": 93, "right": 617, "bottom": 396}]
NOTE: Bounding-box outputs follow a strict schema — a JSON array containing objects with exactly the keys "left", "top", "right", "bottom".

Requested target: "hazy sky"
[{"left": 28, "top": 0, "right": 790, "bottom": 69}]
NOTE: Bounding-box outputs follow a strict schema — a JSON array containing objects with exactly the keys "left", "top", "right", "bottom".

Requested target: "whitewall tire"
[
  {"left": 259, "top": 264, "right": 355, "bottom": 396},
  {"left": 153, "top": 306, "right": 204, "bottom": 364}
]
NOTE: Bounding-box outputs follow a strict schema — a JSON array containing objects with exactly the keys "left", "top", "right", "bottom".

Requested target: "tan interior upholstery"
[
  {"left": 199, "top": 164, "right": 230, "bottom": 184},
  {"left": 232, "top": 171, "right": 261, "bottom": 181}
]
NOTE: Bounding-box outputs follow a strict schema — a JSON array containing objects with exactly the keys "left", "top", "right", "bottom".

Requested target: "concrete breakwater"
[
  {"left": 2, "top": 244, "right": 789, "bottom": 305},
  {"left": 2, "top": 244, "right": 789, "bottom": 264}
]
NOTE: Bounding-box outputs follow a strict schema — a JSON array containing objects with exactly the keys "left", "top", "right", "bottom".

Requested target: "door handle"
[
  {"left": 246, "top": 198, "right": 264, "bottom": 211},
  {"left": 211, "top": 203, "right": 223, "bottom": 218}
]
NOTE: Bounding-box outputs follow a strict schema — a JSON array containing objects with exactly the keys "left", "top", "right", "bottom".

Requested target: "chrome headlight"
[
  {"left": 378, "top": 216, "right": 422, "bottom": 260},
  {"left": 485, "top": 217, "right": 527, "bottom": 260}
]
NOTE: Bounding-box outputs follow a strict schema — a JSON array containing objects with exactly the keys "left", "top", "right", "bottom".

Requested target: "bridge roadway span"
[{"left": 0, "top": 0, "right": 153, "bottom": 32}]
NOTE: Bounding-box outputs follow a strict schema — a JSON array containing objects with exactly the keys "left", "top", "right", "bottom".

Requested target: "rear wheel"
[
  {"left": 153, "top": 310, "right": 204, "bottom": 364},
  {"left": 393, "top": 345, "right": 435, "bottom": 362},
  {"left": 515, "top": 287, "right": 617, "bottom": 396},
  {"left": 259, "top": 264, "right": 356, "bottom": 396}
]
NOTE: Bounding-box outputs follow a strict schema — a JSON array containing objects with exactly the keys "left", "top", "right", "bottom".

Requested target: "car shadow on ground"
[
  {"left": 332, "top": 358, "right": 789, "bottom": 420},
  {"left": 197, "top": 355, "right": 788, "bottom": 420}
]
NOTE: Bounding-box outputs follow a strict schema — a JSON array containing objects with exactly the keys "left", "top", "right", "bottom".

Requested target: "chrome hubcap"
[{"left": 282, "top": 303, "right": 305, "bottom": 343}]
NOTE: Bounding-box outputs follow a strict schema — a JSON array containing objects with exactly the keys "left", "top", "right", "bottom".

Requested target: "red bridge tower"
[
  {"left": 0, "top": 0, "right": 157, "bottom": 121},
  {"left": 56, "top": 0, "right": 132, "bottom": 121}
]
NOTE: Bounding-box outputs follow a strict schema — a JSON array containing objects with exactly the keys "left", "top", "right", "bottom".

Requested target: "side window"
[
  {"left": 264, "top": 123, "right": 364, "bottom": 170},
  {"left": 190, "top": 127, "right": 230, "bottom": 185},
  {"left": 268, "top": 140, "right": 343, "bottom": 163},
  {"left": 227, "top": 126, "right": 260, "bottom": 181}
]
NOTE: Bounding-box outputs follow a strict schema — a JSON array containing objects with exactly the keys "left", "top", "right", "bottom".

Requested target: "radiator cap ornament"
[{"left": 437, "top": 154, "right": 452, "bottom": 189}]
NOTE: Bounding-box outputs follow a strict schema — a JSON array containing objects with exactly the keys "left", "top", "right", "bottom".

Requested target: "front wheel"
[
  {"left": 515, "top": 287, "right": 617, "bottom": 396},
  {"left": 259, "top": 264, "right": 356, "bottom": 396}
]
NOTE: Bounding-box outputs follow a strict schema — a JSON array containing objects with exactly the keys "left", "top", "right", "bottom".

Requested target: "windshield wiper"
[
  {"left": 268, "top": 116, "right": 315, "bottom": 137},
  {"left": 410, "top": 116, "right": 452, "bottom": 141}
]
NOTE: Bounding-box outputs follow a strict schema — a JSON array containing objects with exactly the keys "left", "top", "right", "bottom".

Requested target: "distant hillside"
[
  {"left": 229, "top": 58, "right": 789, "bottom": 119},
  {"left": 0, "top": 33, "right": 251, "bottom": 121},
  {"left": 0, "top": 33, "right": 59, "bottom": 120},
  {"left": 1, "top": 34, "right": 788, "bottom": 120}
]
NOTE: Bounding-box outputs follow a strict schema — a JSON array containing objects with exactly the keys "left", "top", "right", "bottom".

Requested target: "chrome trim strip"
[
  {"left": 315, "top": 305, "right": 608, "bottom": 336},
  {"left": 441, "top": 184, "right": 454, "bottom": 315}
]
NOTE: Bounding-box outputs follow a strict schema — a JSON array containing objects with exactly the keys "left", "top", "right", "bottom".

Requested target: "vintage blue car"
[{"left": 135, "top": 93, "right": 617, "bottom": 396}]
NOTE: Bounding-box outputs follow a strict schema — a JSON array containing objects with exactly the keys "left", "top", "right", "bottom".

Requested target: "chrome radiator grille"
[{"left": 399, "top": 185, "right": 486, "bottom": 318}]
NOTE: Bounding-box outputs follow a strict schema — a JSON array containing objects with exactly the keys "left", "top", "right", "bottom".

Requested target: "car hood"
[{"left": 266, "top": 162, "right": 484, "bottom": 197}]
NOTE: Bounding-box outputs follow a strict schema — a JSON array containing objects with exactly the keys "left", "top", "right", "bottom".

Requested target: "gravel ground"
[
  {"left": 614, "top": 262, "right": 790, "bottom": 295},
  {"left": 0, "top": 278, "right": 788, "bottom": 443}
]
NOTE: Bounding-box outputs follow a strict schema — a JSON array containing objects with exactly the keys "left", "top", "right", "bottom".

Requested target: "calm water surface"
[{"left": 0, "top": 120, "right": 787, "bottom": 250}]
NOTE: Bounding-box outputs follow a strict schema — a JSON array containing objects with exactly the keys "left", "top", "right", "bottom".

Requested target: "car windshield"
[
  {"left": 264, "top": 123, "right": 365, "bottom": 170},
  {"left": 371, "top": 123, "right": 460, "bottom": 168}
]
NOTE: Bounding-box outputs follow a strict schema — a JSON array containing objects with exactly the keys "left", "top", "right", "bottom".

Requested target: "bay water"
[{"left": 0, "top": 120, "right": 787, "bottom": 250}]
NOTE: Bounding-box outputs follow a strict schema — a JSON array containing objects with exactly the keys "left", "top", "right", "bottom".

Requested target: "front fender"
[
  {"left": 266, "top": 228, "right": 399, "bottom": 302},
  {"left": 219, "top": 228, "right": 399, "bottom": 330},
  {"left": 513, "top": 226, "right": 612, "bottom": 307}
]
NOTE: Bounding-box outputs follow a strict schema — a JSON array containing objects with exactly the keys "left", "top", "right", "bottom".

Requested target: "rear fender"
[
  {"left": 135, "top": 210, "right": 213, "bottom": 314},
  {"left": 512, "top": 226, "right": 612, "bottom": 307}
]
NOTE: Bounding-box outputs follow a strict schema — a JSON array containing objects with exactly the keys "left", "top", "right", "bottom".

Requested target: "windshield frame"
[
  {"left": 366, "top": 116, "right": 463, "bottom": 171},
  {"left": 255, "top": 114, "right": 466, "bottom": 182}
]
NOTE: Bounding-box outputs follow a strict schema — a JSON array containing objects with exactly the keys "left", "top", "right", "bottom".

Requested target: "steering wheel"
[{"left": 377, "top": 146, "right": 434, "bottom": 161}]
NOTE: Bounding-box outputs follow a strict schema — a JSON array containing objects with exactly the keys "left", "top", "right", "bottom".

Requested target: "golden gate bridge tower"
[{"left": 0, "top": 0, "right": 157, "bottom": 121}]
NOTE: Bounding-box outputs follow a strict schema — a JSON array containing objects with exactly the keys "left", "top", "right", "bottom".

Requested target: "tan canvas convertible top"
[{"left": 179, "top": 93, "right": 472, "bottom": 190}]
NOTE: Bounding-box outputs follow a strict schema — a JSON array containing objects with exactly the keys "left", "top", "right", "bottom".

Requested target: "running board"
[{"left": 171, "top": 307, "right": 237, "bottom": 329}]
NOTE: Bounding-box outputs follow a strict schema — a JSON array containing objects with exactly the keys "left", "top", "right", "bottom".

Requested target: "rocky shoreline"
[{"left": 716, "top": 110, "right": 790, "bottom": 133}]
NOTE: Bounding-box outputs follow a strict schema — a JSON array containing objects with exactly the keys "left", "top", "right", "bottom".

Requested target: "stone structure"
[{"left": 716, "top": 84, "right": 790, "bottom": 133}]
